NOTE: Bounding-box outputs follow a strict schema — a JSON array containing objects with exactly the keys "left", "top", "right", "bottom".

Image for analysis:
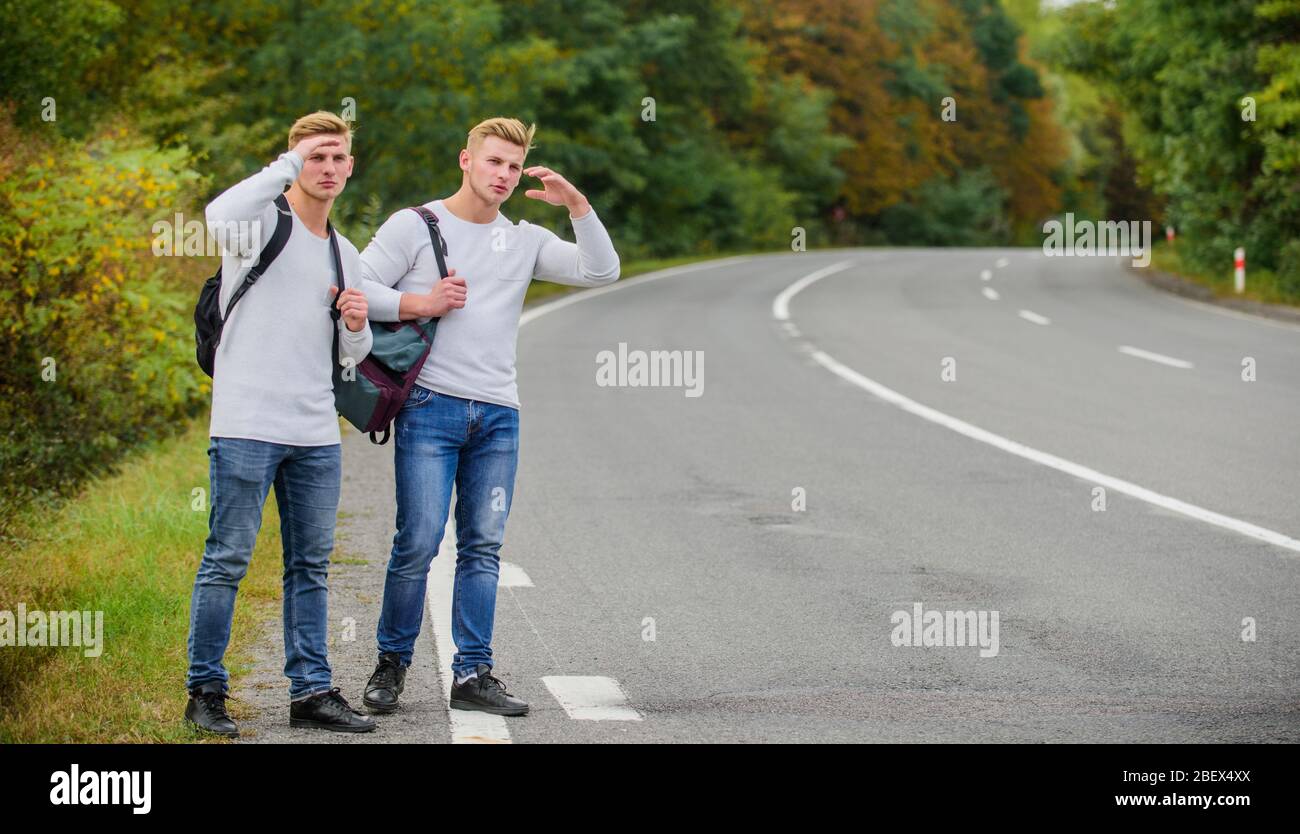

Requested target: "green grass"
[
  {"left": 0, "top": 420, "right": 282, "bottom": 743},
  {"left": 1150, "top": 243, "right": 1300, "bottom": 308}
]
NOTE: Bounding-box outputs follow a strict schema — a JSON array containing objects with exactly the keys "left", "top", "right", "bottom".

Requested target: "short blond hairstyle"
[
  {"left": 467, "top": 117, "right": 536, "bottom": 154},
  {"left": 287, "top": 111, "right": 353, "bottom": 150}
]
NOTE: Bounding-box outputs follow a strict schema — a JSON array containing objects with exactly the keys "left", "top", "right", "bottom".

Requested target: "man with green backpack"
[{"left": 357, "top": 117, "right": 621, "bottom": 717}]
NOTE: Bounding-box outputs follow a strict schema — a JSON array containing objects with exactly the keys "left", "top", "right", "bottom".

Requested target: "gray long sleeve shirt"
[
  {"left": 206, "top": 150, "right": 373, "bottom": 445},
  {"left": 359, "top": 200, "right": 620, "bottom": 409}
]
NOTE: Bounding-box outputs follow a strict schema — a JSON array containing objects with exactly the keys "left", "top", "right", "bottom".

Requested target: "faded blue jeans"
[
  {"left": 376, "top": 384, "right": 518, "bottom": 677},
  {"left": 186, "top": 437, "right": 340, "bottom": 700}
]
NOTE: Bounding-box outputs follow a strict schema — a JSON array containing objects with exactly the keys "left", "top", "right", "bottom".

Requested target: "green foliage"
[
  {"left": 1055, "top": 0, "right": 1300, "bottom": 297},
  {"left": 879, "top": 169, "right": 1008, "bottom": 245},
  {"left": 0, "top": 112, "right": 208, "bottom": 536},
  {"left": 0, "top": 0, "right": 122, "bottom": 131}
]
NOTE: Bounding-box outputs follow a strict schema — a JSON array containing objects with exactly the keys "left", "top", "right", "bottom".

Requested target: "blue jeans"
[
  {"left": 376, "top": 384, "right": 519, "bottom": 677},
  {"left": 186, "top": 437, "right": 341, "bottom": 700}
]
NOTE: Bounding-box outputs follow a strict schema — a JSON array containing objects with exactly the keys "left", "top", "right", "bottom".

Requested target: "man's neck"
[
  {"left": 285, "top": 184, "right": 334, "bottom": 238},
  {"left": 441, "top": 184, "right": 499, "bottom": 225}
]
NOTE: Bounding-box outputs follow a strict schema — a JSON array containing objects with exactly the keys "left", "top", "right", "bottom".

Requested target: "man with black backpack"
[
  {"left": 183, "top": 111, "right": 376, "bottom": 737},
  {"left": 357, "top": 117, "right": 620, "bottom": 717}
]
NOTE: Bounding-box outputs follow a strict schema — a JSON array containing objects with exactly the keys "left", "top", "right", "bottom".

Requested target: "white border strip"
[
  {"left": 772, "top": 261, "right": 856, "bottom": 321},
  {"left": 521, "top": 255, "right": 760, "bottom": 328},
  {"left": 428, "top": 514, "right": 513, "bottom": 743}
]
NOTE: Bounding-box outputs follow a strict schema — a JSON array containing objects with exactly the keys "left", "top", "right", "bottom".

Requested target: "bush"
[{"left": 0, "top": 111, "right": 209, "bottom": 539}]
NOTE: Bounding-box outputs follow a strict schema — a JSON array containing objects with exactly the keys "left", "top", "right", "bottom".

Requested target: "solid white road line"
[
  {"left": 772, "top": 261, "right": 857, "bottom": 321},
  {"left": 541, "top": 676, "right": 642, "bottom": 720},
  {"left": 774, "top": 265, "right": 1300, "bottom": 555},
  {"left": 427, "top": 513, "right": 512, "bottom": 743},
  {"left": 521, "top": 255, "right": 759, "bottom": 328},
  {"left": 1018, "top": 309, "right": 1051, "bottom": 325},
  {"left": 982, "top": 287, "right": 1000, "bottom": 301},
  {"left": 1118, "top": 345, "right": 1194, "bottom": 369}
]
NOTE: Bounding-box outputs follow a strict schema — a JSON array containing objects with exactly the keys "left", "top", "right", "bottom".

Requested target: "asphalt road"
[{"left": 244, "top": 248, "right": 1300, "bottom": 743}]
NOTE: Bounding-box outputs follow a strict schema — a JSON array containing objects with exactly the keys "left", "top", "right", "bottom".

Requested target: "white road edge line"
[
  {"left": 522, "top": 255, "right": 761, "bottom": 327},
  {"left": 1018, "top": 309, "right": 1051, "bottom": 325},
  {"left": 982, "top": 287, "right": 1000, "bottom": 301},
  {"left": 775, "top": 263, "right": 1300, "bottom": 555},
  {"left": 772, "top": 261, "right": 857, "bottom": 321},
  {"left": 1118, "top": 345, "right": 1194, "bottom": 369},
  {"left": 427, "top": 512, "right": 513, "bottom": 743}
]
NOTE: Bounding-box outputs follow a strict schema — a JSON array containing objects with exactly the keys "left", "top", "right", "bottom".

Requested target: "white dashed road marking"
[
  {"left": 1118, "top": 345, "right": 1194, "bottom": 369},
  {"left": 542, "top": 676, "right": 643, "bottom": 721}
]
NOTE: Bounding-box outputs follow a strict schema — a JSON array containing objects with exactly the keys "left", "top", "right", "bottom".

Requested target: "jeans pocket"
[{"left": 403, "top": 384, "right": 434, "bottom": 409}]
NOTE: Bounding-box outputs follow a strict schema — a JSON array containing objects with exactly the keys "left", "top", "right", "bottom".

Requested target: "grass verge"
[
  {"left": 0, "top": 420, "right": 281, "bottom": 742},
  {"left": 1150, "top": 243, "right": 1300, "bottom": 308}
]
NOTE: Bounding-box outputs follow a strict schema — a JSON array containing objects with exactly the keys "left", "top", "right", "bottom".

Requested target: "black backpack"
[{"left": 194, "top": 194, "right": 292, "bottom": 377}]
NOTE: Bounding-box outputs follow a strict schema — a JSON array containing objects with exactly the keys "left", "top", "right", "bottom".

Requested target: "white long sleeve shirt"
[
  {"left": 205, "top": 150, "right": 373, "bottom": 445},
  {"left": 359, "top": 200, "right": 620, "bottom": 409}
]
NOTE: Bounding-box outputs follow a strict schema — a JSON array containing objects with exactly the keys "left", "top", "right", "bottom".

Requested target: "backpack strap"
[
  {"left": 409, "top": 206, "right": 450, "bottom": 279},
  {"left": 328, "top": 217, "right": 346, "bottom": 365},
  {"left": 222, "top": 193, "right": 292, "bottom": 322}
]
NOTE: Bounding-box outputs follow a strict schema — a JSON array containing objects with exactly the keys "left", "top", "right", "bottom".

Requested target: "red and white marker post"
[{"left": 1234, "top": 247, "right": 1246, "bottom": 294}]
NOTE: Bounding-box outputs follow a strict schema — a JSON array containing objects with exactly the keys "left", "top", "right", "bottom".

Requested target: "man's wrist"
[
  {"left": 399, "top": 291, "right": 430, "bottom": 320},
  {"left": 567, "top": 197, "right": 591, "bottom": 220}
]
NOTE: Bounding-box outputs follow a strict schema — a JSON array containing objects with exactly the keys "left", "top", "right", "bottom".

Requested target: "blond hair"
[
  {"left": 467, "top": 117, "right": 536, "bottom": 154},
  {"left": 287, "top": 111, "right": 353, "bottom": 150}
]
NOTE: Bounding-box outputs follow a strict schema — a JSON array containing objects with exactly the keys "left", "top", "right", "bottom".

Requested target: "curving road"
[{"left": 487, "top": 248, "right": 1300, "bottom": 743}]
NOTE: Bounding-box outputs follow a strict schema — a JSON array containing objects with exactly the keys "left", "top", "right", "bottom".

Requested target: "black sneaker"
[
  {"left": 449, "top": 664, "right": 529, "bottom": 716},
  {"left": 363, "top": 652, "right": 407, "bottom": 713},
  {"left": 184, "top": 681, "right": 239, "bottom": 738},
  {"left": 289, "top": 687, "right": 377, "bottom": 733}
]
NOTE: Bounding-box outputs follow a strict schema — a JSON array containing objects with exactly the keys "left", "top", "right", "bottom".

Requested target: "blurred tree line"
[
  {"left": 1015, "top": 0, "right": 1300, "bottom": 295},
  {"left": 3, "top": 0, "right": 1064, "bottom": 251}
]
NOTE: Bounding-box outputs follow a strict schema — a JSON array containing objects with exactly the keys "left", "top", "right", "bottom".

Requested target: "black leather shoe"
[
  {"left": 449, "top": 664, "right": 529, "bottom": 716},
  {"left": 184, "top": 681, "right": 239, "bottom": 738},
  {"left": 363, "top": 652, "right": 407, "bottom": 713},
  {"left": 289, "top": 687, "right": 377, "bottom": 732}
]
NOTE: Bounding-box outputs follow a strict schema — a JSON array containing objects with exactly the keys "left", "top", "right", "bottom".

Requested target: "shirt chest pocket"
[{"left": 489, "top": 228, "right": 529, "bottom": 281}]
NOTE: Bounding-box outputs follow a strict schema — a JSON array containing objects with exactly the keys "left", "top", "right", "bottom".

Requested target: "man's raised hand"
[
  {"left": 292, "top": 134, "right": 343, "bottom": 161},
  {"left": 523, "top": 166, "right": 590, "bottom": 218}
]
